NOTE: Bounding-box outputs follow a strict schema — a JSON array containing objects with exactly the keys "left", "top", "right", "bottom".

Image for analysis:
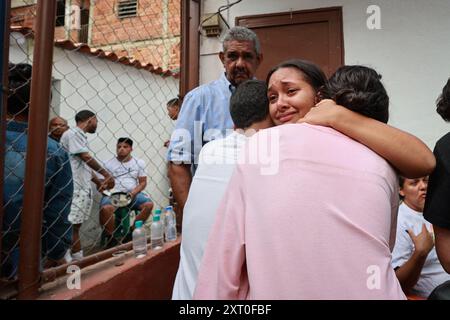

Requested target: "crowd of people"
[
  {"left": 2, "top": 25, "right": 450, "bottom": 299},
  {"left": 169, "top": 26, "right": 450, "bottom": 299},
  {"left": 1, "top": 62, "right": 179, "bottom": 276}
]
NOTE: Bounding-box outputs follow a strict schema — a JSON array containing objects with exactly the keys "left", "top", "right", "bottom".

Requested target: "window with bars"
[
  {"left": 117, "top": 0, "right": 138, "bottom": 19},
  {"left": 55, "top": 0, "right": 66, "bottom": 27}
]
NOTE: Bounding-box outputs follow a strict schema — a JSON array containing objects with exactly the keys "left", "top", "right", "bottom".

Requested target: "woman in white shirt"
[{"left": 392, "top": 176, "right": 450, "bottom": 297}]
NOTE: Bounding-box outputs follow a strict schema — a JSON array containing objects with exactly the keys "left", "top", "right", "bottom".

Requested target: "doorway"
[{"left": 236, "top": 7, "right": 344, "bottom": 79}]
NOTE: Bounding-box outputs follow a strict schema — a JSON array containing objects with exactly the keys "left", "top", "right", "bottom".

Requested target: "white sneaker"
[
  {"left": 71, "top": 250, "right": 84, "bottom": 261},
  {"left": 64, "top": 249, "right": 73, "bottom": 263}
]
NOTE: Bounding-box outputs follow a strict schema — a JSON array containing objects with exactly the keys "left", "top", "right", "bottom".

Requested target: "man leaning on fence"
[
  {"left": 60, "top": 110, "right": 114, "bottom": 261},
  {"left": 167, "top": 26, "right": 263, "bottom": 230},
  {"left": 1, "top": 63, "right": 74, "bottom": 279}
]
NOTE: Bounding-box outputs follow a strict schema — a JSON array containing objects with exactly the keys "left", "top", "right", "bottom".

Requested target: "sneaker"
[
  {"left": 64, "top": 249, "right": 73, "bottom": 263},
  {"left": 71, "top": 250, "right": 84, "bottom": 261}
]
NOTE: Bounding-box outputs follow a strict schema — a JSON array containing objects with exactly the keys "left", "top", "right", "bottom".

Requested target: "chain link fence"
[{"left": 2, "top": 0, "right": 181, "bottom": 284}]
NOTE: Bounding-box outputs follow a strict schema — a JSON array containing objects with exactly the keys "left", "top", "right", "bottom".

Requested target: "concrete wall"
[
  {"left": 39, "top": 240, "right": 180, "bottom": 300},
  {"left": 9, "top": 32, "right": 179, "bottom": 249},
  {"left": 199, "top": 0, "right": 450, "bottom": 149}
]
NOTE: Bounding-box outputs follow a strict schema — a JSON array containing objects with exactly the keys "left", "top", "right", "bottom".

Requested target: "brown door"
[{"left": 236, "top": 7, "right": 344, "bottom": 79}]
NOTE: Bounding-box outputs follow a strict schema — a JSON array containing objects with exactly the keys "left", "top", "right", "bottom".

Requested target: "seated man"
[
  {"left": 392, "top": 176, "right": 450, "bottom": 298},
  {"left": 99, "top": 138, "right": 153, "bottom": 243}
]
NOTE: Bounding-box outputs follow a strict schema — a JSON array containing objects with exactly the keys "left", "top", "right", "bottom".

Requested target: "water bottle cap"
[
  {"left": 165, "top": 206, "right": 173, "bottom": 211},
  {"left": 154, "top": 209, "right": 162, "bottom": 215},
  {"left": 153, "top": 214, "right": 160, "bottom": 222},
  {"left": 135, "top": 220, "right": 143, "bottom": 228}
]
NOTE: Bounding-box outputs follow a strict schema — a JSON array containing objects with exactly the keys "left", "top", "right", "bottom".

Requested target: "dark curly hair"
[
  {"left": 321, "top": 65, "right": 389, "bottom": 123},
  {"left": 230, "top": 79, "right": 269, "bottom": 129},
  {"left": 436, "top": 78, "right": 450, "bottom": 122},
  {"left": 7, "top": 62, "right": 32, "bottom": 116}
]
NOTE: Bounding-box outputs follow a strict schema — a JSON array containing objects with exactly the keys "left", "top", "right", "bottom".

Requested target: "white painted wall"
[
  {"left": 9, "top": 32, "right": 179, "bottom": 249},
  {"left": 199, "top": 0, "right": 450, "bottom": 148}
]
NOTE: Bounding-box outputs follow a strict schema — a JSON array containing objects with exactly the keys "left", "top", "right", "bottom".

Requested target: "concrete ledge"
[{"left": 39, "top": 239, "right": 181, "bottom": 300}]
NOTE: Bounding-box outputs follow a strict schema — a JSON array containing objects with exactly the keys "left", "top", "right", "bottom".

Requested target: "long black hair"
[{"left": 321, "top": 65, "right": 389, "bottom": 123}]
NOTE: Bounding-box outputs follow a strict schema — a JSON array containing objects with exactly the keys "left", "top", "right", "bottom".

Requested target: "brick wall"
[
  {"left": 9, "top": 0, "right": 180, "bottom": 71},
  {"left": 91, "top": 0, "right": 180, "bottom": 70},
  {"left": 168, "top": 0, "right": 180, "bottom": 36},
  {"left": 10, "top": 5, "right": 36, "bottom": 29},
  {"left": 91, "top": 0, "right": 179, "bottom": 46}
]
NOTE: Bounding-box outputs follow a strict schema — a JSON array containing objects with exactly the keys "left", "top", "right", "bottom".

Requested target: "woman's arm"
[{"left": 298, "top": 99, "right": 436, "bottom": 178}]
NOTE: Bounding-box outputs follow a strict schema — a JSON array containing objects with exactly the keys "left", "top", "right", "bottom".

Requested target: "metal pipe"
[
  {"left": 42, "top": 238, "right": 181, "bottom": 284},
  {"left": 0, "top": 0, "right": 11, "bottom": 280},
  {"left": 42, "top": 242, "right": 134, "bottom": 283},
  {"left": 18, "top": 0, "right": 57, "bottom": 300}
]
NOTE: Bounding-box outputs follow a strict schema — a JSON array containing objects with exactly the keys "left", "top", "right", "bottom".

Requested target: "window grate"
[{"left": 117, "top": 0, "right": 138, "bottom": 19}]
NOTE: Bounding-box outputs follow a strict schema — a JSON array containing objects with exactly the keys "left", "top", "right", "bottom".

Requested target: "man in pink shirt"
[{"left": 194, "top": 66, "right": 406, "bottom": 299}]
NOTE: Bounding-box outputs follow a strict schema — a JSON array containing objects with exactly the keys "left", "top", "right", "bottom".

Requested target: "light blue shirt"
[{"left": 167, "top": 73, "right": 235, "bottom": 173}]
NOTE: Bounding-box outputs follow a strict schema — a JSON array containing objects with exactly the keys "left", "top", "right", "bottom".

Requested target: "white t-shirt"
[
  {"left": 60, "top": 127, "right": 91, "bottom": 190},
  {"left": 171, "top": 131, "right": 248, "bottom": 300},
  {"left": 392, "top": 202, "right": 450, "bottom": 297},
  {"left": 103, "top": 157, "right": 147, "bottom": 193}
]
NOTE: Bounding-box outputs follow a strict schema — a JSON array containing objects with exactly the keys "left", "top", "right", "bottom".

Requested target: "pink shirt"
[{"left": 194, "top": 124, "right": 406, "bottom": 300}]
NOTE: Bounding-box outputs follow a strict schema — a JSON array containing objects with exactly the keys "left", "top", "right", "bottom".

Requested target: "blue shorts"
[{"left": 100, "top": 192, "right": 152, "bottom": 211}]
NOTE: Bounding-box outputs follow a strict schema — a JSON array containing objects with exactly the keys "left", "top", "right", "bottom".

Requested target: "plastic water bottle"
[
  {"left": 132, "top": 220, "right": 147, "bottom": 258},
  {"left": 151, "top": 210, "right": 164, "bottom": 250},
  {"left": 164, "top": 206, "right": 177, "bottom": 242}
]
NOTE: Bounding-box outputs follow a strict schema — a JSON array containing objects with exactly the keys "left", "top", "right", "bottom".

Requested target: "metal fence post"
[
  {"left": 0, "top": 0, "right": 12, "bottom": 280},
  {"left": 18, "top": 0, "right": 57, "bottom": 300}
]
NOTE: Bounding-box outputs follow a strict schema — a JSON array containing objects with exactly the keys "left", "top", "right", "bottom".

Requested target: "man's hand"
[
  {"left": 407, "top": 224, "right": 434, "bottom": 257},
  {"left": 128, "top": 191, "right": 136, "bottom": 199},
  {"left": 97, "top": 179, "right": 113, "bottom": 193},
  {"left": 97, "top": 183, "right": 107, "bottom": 193},
  {"left": 92, "top": 175, "right": 107, "bottom": 193},
  {"left": 102, "top": 173, "right": 115, "bottom": 189}
]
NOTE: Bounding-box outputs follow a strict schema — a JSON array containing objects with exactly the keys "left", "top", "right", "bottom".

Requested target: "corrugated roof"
[{"left": 10, "top": 26, "right": 180, "bottom": 79}]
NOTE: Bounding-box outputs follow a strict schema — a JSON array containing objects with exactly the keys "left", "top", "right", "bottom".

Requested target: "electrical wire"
[{"left": 198, "top": 0, "right": 243, "bottom": 34}]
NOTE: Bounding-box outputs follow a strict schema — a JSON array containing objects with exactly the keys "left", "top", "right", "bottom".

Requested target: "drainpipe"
[
  {"left": 0, "top": 0, "right": 11, "bottom": 279},
  {"left": 17, "top": 0, "right": 57, "bottom": 300}
]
